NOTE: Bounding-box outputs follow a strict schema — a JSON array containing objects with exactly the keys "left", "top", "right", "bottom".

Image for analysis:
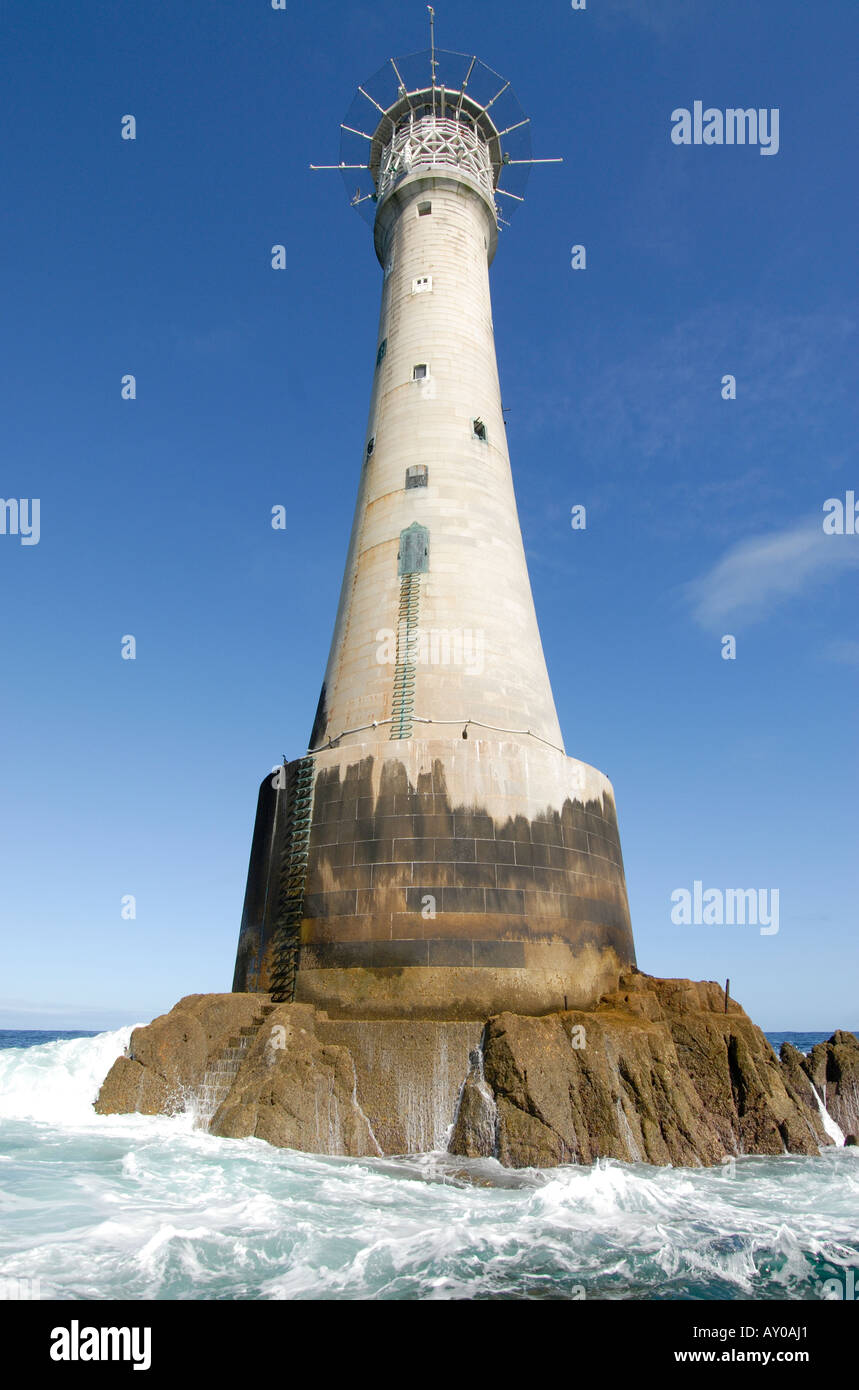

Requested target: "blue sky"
[{"left": 1, "top": 0, "right": 856, "bottom": 1031}]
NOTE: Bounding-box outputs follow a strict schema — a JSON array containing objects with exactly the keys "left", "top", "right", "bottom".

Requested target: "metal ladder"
[
  {"left": 390, "top": 572, "right": 420, "bottom": 739},
  {"left": 270, "top": 755, "right": 316, "bottom": 1003}
]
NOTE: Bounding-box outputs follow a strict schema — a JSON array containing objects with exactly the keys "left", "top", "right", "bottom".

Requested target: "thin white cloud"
[
  {"left": 594, "top": 0, "right": 706, "bottom": 37},
  {"left": 687, "top": 517, "right": 859, "bottom": 628},
  {"left": 824, "top": 639, "right": 859, "bottom": 666}
]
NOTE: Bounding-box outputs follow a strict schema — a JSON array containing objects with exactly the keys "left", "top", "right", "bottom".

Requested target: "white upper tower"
[{"left": 309, "top": 30, "right": 565, "bottom": 755}]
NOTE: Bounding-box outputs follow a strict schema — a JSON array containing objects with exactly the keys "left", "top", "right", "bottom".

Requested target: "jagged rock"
[
  {"left": 796, "top": 1030, "right": 859, "bottom": 1139},
  {"left": 780, "top": 1040, "right": 816, "bottom": 1106},
  {"left": 778, "top": 1038, "right": 834, "bottom": 1145},
  {"left": 93, "top": 1054, "right": 173, "bottom": 1115},
  {"left": 93, "top": 975, "right": 846, "bottom": 1169},
  {"left": 211, "top": 1005, "right": 380, "bottom": 1156},
  {"left": 94, "top": 993, "right": 263, "bottom": 1115},
  {"left": 449, "top": 1046, "right": 499, "bottom": 1159},
  {"left": 449, "top": 973, "right": 829, "bottom": 1166},
  {"left": 95, "top": 995, "right": 480, "bottom": 1156}
]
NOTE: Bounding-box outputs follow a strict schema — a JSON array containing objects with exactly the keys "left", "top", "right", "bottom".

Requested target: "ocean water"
[
  {"left": 0, "top": 1028, "right": 856, "bottom": 1301},
  {"left": 765, "top": 1032, "right": 839, "bottom": 1057}
]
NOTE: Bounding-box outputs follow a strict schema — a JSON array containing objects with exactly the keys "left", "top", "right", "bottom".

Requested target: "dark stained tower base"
[{"left": 233, "top": 736, "right": 635, "bottom": 1020}]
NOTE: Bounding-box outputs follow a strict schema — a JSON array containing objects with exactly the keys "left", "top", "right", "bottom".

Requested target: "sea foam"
[{"left": 0, "top": 1030, "right": 857, "bottom": 1301}]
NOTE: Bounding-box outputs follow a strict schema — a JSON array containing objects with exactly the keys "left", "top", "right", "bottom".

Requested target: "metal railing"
[{"left": 377, "top": 114, "right": 496, "bottom": 201}]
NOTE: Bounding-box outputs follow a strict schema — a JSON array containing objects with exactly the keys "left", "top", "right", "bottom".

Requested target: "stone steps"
[{"left": 193, "top": 1002, "right": 276, "bottom": 1129}]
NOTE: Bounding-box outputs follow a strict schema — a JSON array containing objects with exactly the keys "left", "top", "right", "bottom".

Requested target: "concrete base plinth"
[
  {"left": 298, "top": 950, "right": 628, "bottom": 1021},
  {"left": 315, "top": 1017, "right": 482, "bottom": 1152}
]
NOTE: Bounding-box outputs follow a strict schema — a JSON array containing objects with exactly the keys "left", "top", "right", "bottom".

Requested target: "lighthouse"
[{"left": 232, "top": 30, "right": 636, "bottom": 1019}]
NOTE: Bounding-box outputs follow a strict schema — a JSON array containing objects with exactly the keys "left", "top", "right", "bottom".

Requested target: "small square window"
[
  {"left": 413, "top": 364, "right": 428, "bottom": 380},
  {"left": 472, "top": 418, "right": 487, "bottom": 442},
  {"left": 412, "top": 275, "right": 433, "bottom": 294},
  {"left": 366, "top": 437, "right": 375, "bottom": 458},
  {"left": 418, "top": 201, "right": 432, "bottom": 217},
  {"left": 405, "top": 465, "right": 428, "bottom": 489},
  {"left": 376, "top": 338, "right": 387, "bottom": 367}
]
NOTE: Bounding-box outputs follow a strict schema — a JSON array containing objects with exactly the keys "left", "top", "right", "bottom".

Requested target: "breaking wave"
[
  {"left": 0, "top": 1028, "right": 137, "bottom": 1125},
  {"left": 0, "top": 1029, "right": 856, "bottom": 1300}
]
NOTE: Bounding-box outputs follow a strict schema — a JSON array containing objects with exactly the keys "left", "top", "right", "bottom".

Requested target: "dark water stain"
[{"left": 233, "top": 752, "right": 635, "bottom": 997}]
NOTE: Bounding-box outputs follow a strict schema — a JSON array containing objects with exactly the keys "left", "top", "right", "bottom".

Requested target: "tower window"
[
  {"left": 366, "top": 437, "right": 375, "bottom": 458},
  {"left": 376, "top": 339, "right": 387, "bottom": 367},
  {"left": 412, "top": 275, "right": 433, "bottom": 294},
  {"left": 418, "top": 201, "right": 432, "bottom": 217},
  {"left": 472, "top": 418, "right": 487, "bottom": 442},
  {"left": 405, "top": 465, "right": 428, "bottom": 489},
  {"left": 413, "top": 364, "right": 428, "bottom": 380}
]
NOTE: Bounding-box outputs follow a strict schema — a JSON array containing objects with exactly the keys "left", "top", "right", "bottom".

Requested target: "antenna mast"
[{"left": 428, "top": 6, "right": 437, "bottom": 115}]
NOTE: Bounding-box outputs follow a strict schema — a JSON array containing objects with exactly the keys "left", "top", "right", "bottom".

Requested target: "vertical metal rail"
[
  {"left": 390, "top": 573, "right": 421, "bottom": 738},
  {"left": 270, "top": 755, "right": 316, "bottom": 1003}
]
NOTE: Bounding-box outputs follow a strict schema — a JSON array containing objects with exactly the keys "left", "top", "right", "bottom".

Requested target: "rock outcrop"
[
  {"left": 94, "top": 993, "right": 262, "bottom": 1115},
  {"left": 94, "top": 973, "right": 856, "bottom": 1169},
  {"left": 212, "top": 1004, "right": 381, "bottom": 1156},
  {"left": 781, "top": 1030, "right": 859, "bottom": 1143},
  {"left": 96, "top": 994, "right": 481, "bottom": 1155},
  {"left": 450, "top": 975, "right": 829, "bottom": 1166}
]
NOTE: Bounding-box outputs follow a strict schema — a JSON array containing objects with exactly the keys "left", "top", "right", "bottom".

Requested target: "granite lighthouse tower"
[{"left": 233, "top": 32, "right": 636, "bottom": 1019}]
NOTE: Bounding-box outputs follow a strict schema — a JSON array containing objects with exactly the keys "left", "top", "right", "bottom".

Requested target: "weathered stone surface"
[
  {"left": 315, "top": 1018, "right": 482, "bottom": 1153},
  {"left": 780, "top": 1041, "right": 819, "bottom": 1114},
  {"left": 451, "top": 1048, "right": 499, "bottom": 1159},
  {"left": 93, "top": 977, "right": 850, "bottom": 1169},
  {"left": 93, "top": 1054, "right": 173, "bottom": 1116},
  {"left": 449, "top": 973, "right": 831, "bottom": 1166},
  {"left": 235, "top": 743, "right": 637, "bottom": 1019},
  {"left": 790, "top": 1030, "right": 859, "bottom": 1141},
  {"left": 94, "top": 993, "right": 262, "bottom": 1115},
  {"left": 212, "top": 1013, "right": 483, "bottom": 1155},
  {"left": 211, "top": 1005, "right": 380, "bottom": 1156},
  {"left": 94, "top": 994, "right": 478, "bottom": 1157}
]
